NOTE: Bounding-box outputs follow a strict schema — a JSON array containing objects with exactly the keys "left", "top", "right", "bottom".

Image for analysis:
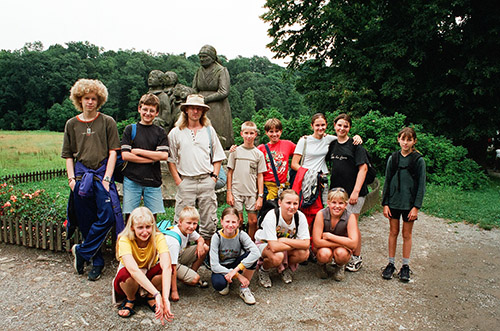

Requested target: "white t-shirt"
[
  {"left": 227, "top": 145, "right": 267, "bottom": 196},
  {"left": 496, "top": 149, "right": 500, "bottom": 158},
  {"left": 294, "top": 135, "right": 337, "bottom": 173},
  {"left": 164, "top": 225, "right": 201, "bottom": 265},
  {"left": 168, "top": 126, "right": 226, "bottom": 177},
  {"left": 254, "top": 208, "right": 310, "bottom": 242}
]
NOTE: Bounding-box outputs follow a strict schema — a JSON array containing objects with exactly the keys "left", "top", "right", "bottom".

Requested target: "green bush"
[{"left": 350, "top": 111, "right": 488, "bottom": 190}]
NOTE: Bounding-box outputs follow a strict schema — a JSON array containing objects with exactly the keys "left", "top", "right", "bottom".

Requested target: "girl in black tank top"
[{"left": 311, "top": 188, "right": 360, "bottom": 281}]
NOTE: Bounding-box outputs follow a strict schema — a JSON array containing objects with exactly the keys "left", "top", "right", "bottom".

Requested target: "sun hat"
[{"left": 180, "top": 94, "right": 210, "bottom": 112}]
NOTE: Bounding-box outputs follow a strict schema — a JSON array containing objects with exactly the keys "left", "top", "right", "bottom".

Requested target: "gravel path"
[{"left": 1, "top": 212, "right": 499, "bottom": 330}]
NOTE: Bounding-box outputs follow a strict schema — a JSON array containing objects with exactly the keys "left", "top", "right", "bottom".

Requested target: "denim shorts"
[{"left": 122, "top": 176, "right": 165, "bottom": 214}]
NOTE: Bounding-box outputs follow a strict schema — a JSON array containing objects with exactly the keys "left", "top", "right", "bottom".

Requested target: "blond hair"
[
  {"left": 327, "top": 188, "right": 349, "bottom": 203},
  {"left": 279, "top": 189, "right": 299, "bottom": 201},
  {"left": 174, "top": 108, "right": 212, "bottom": 130},
  {"left": 116, "top": 207, "right": 157, "bottom": 266},
  {"left": 70, "top": 79, "right": 108, "bottom": 112},
  {"left": 179, "top": 206, "right": 200, "bottom": 223},
  {"left": 264, "top": 118, "right": 283, "bottom": 132},
  {"left": 241, "top": 121, "right": 258, "bottom": 133}
]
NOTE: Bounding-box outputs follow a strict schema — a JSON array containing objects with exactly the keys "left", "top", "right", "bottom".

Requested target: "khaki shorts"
[
  {"left": 176, "top": 245, "right": 198, "bottom": 284},
  {"left": 233, "top": 194, "right": 257, "bottom": 213},
  {"left": 346, "top": 196, "right": 366, "bottom": 215}
]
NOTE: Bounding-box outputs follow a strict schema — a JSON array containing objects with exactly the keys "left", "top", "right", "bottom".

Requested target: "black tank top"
[{"left": 321, "top": 207, "right": 349, "bottom": 237}]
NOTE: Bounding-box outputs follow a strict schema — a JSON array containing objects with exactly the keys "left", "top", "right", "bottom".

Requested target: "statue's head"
[
  {"left": 198, "top": 45, "right": 218, "bottom": 68},
  {"left": 148, "top": 70, "right": 164, "bottom": 87},
  {"left": 163, "top": 71, "right": 178, "bottom": 87}
]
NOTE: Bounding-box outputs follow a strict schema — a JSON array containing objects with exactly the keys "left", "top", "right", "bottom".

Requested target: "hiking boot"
[
  {"left": 398, "top": 264, "right": 411, "bottom": 282},
  {"left": 280, "top": 267, "right": 293, "bottom": 284},
  {"left": 332, "top": 265, "right": 345, "bottom": 281},
  {"left": 239, "top": 287, "right": 256, "bottom": 305},
  {"left": 382, "top": 263, "right": 396, "bottom": 280},
  {"left": 88, "top": 265, "right": 104, "bottom": 281},
  {"left": 258, "top": 268, "right": 272, "bottom": 288},
  {"left": 219, "top": 283, "right": 230, "bottom": 296},
  {"left": 318, "top": 263, "right": 329, "bottom": 279},
  {"left": 346, "top": 255, "right": 363, "bottom": 272},
  {"left": 71, "top": 244, "right": 85, "bottom": 275},
  {"left": 202, "top": 255, "right": 211, "bottom": 270}
]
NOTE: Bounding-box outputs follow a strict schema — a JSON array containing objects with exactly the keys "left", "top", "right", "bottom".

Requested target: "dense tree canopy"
[
  {"left": 262, "top": 0, "right": 500, "bottom": 163},
  {"left": 0, "top": 42, "right": 306, "bottom": 131}
]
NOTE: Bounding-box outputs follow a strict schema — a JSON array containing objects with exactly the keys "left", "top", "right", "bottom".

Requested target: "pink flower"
[
  {"left": 10, "top": 195, "right": 17, "bottom": 202},
  {"left": 3, "top": 201, "right": 11, "bottom": 208}
]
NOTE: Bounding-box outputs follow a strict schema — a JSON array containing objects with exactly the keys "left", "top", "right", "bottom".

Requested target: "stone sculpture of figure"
[
  {"left": 193, "top": 45, "right": 234, "bottom": 148},
  {"left": 148, "top": 70, "right": 173, "bottom": 133},
  {"left": 170, "top": 84, "right": 196, "bottom": 124}
]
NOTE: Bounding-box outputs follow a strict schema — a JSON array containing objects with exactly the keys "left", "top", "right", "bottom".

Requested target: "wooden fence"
[
  {"left": 0, "top": 216, "right": 81, "bottom": 252},
  {"left": 0, "top": 168, "right": 66, "bottom": 184}
]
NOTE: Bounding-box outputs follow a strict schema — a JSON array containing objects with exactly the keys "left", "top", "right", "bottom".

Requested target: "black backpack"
[
  {"left": 257, "top": 199, "right": 300, "bottom": 237},
  {"left": 389, "top": 151, "right": 422, "bottom": 182}
]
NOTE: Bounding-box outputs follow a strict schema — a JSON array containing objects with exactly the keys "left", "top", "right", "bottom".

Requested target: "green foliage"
[
  {"left": 350, "top": 111, "right": 487, "bottom": 190},
  {"left": 116, "top": 117, "right": 138, "bottom": 138},
  {"left": 46, "top": 99, "right": 77, "bottom": 132},
  {"left": 0, "top": 182, "right": 64, "bottom": 224},
  {"left": 262, "top": 0, "right": 500, "bottom": 164}
]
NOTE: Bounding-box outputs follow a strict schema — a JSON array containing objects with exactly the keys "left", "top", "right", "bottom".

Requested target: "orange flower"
[{"left": 10, "top": 195, "right": 17, "bottom": 202}]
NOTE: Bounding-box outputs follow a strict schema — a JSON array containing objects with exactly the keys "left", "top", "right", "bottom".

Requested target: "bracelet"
[
  {"left": 153, "top": 292, "right": 161, "bottom": 298},
  {"left": 68, "top": 177, "right": 75, "bottom": 184}
]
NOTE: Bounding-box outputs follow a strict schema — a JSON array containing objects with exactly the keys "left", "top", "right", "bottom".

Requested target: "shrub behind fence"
[{"left": 1, "top": 168, "right": 66, "bottom": 184}]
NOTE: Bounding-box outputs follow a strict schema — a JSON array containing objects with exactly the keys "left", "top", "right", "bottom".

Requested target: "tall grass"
[{"left": 0, "top": 130, "right": 65, "bottom": 176}]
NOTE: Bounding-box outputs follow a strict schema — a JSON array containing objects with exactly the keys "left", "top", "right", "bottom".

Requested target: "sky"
[{"left": 0, "top": 0, "right": 288, "bottom": 66}]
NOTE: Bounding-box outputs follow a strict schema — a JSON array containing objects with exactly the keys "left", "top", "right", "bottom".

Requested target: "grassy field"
[{"left": 0, "top": 130, "right": 65, "bottom": 176}]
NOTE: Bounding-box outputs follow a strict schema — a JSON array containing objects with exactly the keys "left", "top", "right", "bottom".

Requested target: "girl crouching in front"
[{"left": 113, "top": 207, "right": 174, "bottom": 323}]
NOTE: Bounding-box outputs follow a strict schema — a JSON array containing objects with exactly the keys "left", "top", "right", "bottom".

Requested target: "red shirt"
[{"left": 257, "top": 140, "right": 296, "bottom": 184}]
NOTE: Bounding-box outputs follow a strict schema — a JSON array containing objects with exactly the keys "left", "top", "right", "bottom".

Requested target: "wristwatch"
[
  {"left": 103, "top": 176, "right": 111, "bottom": 183},
  {"left": 258, "top": 193, "right": 265, "bottom": 198},
  {"left": 210, "top": 172, "right": 218, "bottom": 179}
]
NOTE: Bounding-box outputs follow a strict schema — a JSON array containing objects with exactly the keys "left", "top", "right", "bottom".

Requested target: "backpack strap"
[
  {"left": 131, "top": 123, "right": 137, "bottom": 143},
  {"left": 265, "top": 144, "right": 280, "bottom": 187},
  {"left": 274, "top": 207, "right": 300, "bottom": 239},
  {"left": 163, "top": 230, "right": 182, "bottom": 247}
]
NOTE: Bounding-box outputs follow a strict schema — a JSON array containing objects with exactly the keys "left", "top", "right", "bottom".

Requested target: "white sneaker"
[
  {"left": 333, "top": 265, "right": 345, "bottom": 281},
  {"left": 280, "top": 267, "right": 293, "bottom": 284},
  {"left": 346, "top": 255, "right": 363, "bottom": 272},
  {"left": 258, "top": 268, "right": 272, "bottom": 288},
  {"left": 219, "top": 283, "right": 230, "bottom": 295},
  {"left": 239, "top": 287, "right": 256, "bottom": 305}
]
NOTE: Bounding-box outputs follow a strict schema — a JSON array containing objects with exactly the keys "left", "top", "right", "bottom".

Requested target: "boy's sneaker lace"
[
  {"left": 346, "top": 255, "right": 363, "bottom": 272},
  {"left": 332, "top": 265, "right": 345, "bottom": 281},
  {"left": 398, "top": 264, "right": 411, "bottom": 282},
  {"left": 280, "top": 267, "right": 293, "bottom": 284},
  {"left": 381, "top": 263, "right": 396, "bottom": 280},
  {"left": 258, "top": 268, "right": 272, "bottom": 288},
  {"left": 219, "top": 283, "right": 230, "bottom": 296},
  {"left": 239, "top": 287, "right": 256, "bottom": 305}
]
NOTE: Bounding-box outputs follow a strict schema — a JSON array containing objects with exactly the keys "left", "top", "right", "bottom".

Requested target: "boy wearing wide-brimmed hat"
[{"left": 167, "top": 94, "right": 226, "bottom": 246}]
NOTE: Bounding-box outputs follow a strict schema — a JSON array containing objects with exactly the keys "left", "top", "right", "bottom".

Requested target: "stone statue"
[
  {"left": 148, "top": 70, "right": 173, "bottom": 132},
  {"left": 193, "top": 45, "right": 234, "bottom": 148}
]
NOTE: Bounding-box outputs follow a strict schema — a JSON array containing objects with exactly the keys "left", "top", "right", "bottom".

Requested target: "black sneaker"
[
  {"left": 88, "top": 265, "right": 104, "bottom": 281},
  {"left": 71, "top": 244, "right": 85, "bottom": 275},
  {"left": 381, "top": 263, "right": 396, "bottom": 280},
  {"left": 398, "top": 264, "right": 411, "bottom": 282}
]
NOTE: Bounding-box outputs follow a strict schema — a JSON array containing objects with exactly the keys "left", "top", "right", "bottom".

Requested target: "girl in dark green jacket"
[{"left": 381, "top": 127, "right": 426, "bottom": 282}]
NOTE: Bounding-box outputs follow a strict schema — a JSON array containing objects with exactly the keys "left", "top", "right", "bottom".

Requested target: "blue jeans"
[
  {"left": 122, "top": 176, "right": 165, "bottom": 214},
  {"left": 211, "top": 252, "right": 256, "bottom": 291}
]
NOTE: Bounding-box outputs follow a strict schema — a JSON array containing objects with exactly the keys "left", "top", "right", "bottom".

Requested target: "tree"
[{"left": 262, "top": 0, "right": 500, "bottom": 164}]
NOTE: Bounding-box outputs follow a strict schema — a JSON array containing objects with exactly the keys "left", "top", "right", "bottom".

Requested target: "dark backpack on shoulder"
[
  {"left": 257, "top": 199, "right": 300, "bottom": 238},
  {"left": 389, "top": 151, "right": 422, "bottom": 182}
]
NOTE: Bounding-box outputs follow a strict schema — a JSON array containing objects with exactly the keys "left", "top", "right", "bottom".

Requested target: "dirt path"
[{"left": 1, "top": 212, "right": 499, "bottom": 330}]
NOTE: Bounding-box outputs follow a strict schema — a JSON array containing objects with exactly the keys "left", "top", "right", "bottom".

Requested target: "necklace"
[{"left": 80, "top": 113, "right": 97, "bottom": 136}]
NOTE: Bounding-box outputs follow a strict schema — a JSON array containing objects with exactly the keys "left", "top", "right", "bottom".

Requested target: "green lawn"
[{"left": 0, "top": 130, "right": 65, "bottom": 176}]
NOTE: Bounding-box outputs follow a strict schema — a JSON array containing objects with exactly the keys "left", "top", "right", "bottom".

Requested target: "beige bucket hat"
[{"left": 180, "top": 94, "right": 210, "bottom": 112}]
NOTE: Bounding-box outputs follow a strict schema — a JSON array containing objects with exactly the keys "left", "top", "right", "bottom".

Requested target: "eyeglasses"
[{"left": 330, "top": 187, "right": 346, "bottom": 193}]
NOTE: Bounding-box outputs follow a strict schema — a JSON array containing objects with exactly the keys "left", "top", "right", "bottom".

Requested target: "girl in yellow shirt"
[{"left": 113, "top": 207, "right": 173, "bottom": 323}]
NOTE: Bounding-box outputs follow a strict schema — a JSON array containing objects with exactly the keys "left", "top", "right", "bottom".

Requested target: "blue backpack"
[{"left": 156, "top": 219, "right": 182, "bottom": 246}]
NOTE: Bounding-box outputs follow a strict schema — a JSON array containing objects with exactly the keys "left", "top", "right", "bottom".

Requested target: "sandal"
[
  {"left": 145, "top": 296, "right": 156, "bottom": 313},
  {"left": 118, "top": 299, "right": 136, "bottom": 318}
]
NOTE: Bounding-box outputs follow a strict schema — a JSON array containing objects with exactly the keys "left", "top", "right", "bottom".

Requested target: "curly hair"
[{"left": 70, "top": 79, "right": 108, "bottom": 112}]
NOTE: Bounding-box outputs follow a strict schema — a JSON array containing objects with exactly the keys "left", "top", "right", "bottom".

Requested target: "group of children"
[{"left": 64, "top": 79, "right": 426, "bottom": 324}]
